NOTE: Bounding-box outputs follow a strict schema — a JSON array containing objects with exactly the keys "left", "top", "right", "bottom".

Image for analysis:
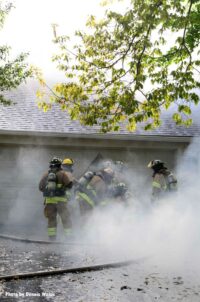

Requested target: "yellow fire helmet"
[{"left": 62, "top": 158, "right": 74, "bottom": 165}]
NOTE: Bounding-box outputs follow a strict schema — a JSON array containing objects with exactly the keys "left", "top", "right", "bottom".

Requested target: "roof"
[{"left": 0, "top": 80, "right": 200, "bottom": 140}]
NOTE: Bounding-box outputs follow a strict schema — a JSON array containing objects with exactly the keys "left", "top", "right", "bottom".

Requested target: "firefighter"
[
  {"left": 90, "top": 167, "right": 115, "bottom": 207},
  {"left": 114, "top": 160, "right": 124, "bottom": 173},
  {"left": 109, "top": 182, "right": 130, "bottom": 204},
  {"left": 76, "top": 167, "right": 115, "bottom": 218},
  {"left": 111, "top": 160, "right": 132, "bottom": 203},
  {"left": 39, "top": 157, "right": 74, "bottom": 240},
  {"left": 61, "top": 158, "right": 74, "bottom": 173},
  {"left": 61, "top": 157, "right": 79, "bottom": 227},
  {"left": 61, "top": 158, "right": 75, "bottom": 202},
  {"left": 147, "top": 159, "right": 177, "bottom": 202},
  {"left": 113, "top": 160, "right": 125, "bottom": 184}
]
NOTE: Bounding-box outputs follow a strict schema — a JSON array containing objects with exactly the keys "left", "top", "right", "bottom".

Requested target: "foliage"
[
  {"left": 41, "top": 0, "right": 200, "bottom": 132},
  {"left": 0, "top": 0, "right": 32, "bottom": 105}
]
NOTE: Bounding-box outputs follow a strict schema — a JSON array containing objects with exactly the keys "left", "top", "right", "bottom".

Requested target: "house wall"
[{"left": 0, "top": 134, "right": 189, "bottom": 234}]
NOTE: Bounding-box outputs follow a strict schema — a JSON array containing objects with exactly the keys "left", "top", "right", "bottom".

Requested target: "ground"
[{"left": 0, "top": 237, "right": 200, "bottom": 302}]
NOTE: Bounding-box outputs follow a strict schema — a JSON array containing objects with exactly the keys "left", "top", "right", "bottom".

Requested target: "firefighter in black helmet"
[
  {"left": 147, "top": 159, "right": 177, "bottom": 202},
  {"left": 39, "top": 157, "right": 74, "bottom": 240}
]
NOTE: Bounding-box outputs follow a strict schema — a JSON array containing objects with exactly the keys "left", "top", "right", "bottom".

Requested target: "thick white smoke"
[
  {"left": 77, "top": 138, "right": 200, "bottom": 272},
  {"left": 2, "top": 138, "right": 200, "bottom": 275}
]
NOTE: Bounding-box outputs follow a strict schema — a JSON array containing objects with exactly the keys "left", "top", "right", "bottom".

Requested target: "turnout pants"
[{"left": 44, "top": 202, "right": 72, "bottom": 238}]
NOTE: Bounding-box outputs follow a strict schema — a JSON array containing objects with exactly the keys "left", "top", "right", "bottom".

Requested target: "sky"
[{"left": 0, "top": 0, "right": 129, "bottom": 79}]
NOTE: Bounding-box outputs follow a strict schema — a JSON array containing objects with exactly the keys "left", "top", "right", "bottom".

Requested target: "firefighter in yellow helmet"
[
  {"left": 61, "top": 157, "right": 77, "bottom": 222},
  {"left": 147, "top": 159, "right": 177, "bottom": 202},
  {"left": 39, "top": 157, "right": 74, "bottom": 240},
  {"left": 62, "top": 158, "right": 74, "bottom": 173}
]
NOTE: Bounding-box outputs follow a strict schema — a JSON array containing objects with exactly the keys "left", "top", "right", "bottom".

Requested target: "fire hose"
[
  {"left": 0, "top": 234, "right": 147, "bottom": 281},
  {"left": 0, "top": 233, "right": 97, "bottom": 246},
  {"left": 0, "top": 258, "right": 142, "bottom": 281}
]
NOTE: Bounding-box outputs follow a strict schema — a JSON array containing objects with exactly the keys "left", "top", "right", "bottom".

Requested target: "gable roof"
[{"left": 0, "top": 81, "right": 200, "bottom": 141}]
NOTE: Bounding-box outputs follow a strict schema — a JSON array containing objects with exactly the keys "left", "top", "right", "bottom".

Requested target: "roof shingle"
[{"left": 0, "top": 81, "right": 199, "bottom": 138}]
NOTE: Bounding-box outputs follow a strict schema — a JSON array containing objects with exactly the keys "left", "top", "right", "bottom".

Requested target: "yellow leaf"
[
  {"left": 36, "top": 90, "right": 44, "bottom": 99},
  {"left": 38, "top": 78, "right": 46, "bottom": 87}
]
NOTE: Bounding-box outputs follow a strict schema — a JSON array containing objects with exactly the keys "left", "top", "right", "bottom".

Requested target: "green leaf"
[{"left": 43, "top": 0, "right": 200, "bottom": 133}]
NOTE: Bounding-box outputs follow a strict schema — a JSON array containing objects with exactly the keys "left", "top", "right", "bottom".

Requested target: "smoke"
[
  {"left": 2, "top": 138, "right": 200, "bottom": 275},
  {"left": 2, "top": 146, "right": 49, "bottom": 236},
  {"left": 75, "top": 138, "right": 200, "bottom": 272}
]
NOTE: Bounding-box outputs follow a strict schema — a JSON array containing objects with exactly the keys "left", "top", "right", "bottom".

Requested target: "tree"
[
  {"left": 0, "top": 1, "right": 32, "bottom": 105},
  {"left": 40, "top": 0, "right": 200, "bottom": 132}
]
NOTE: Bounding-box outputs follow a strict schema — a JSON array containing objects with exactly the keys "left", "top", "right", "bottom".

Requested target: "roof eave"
[{"left": 0, "top": 129, "right": 195, "bottom": 143}]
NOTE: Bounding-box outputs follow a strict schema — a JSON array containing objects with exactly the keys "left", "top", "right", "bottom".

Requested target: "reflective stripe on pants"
[
  {"left": 48, "top": 227, "right": 56, "bottom": 236},
  {"left": 64, "top": 228, "right": 72, "bottom": 235},
  {"left": 152, "top": 181, "right": 161, "bottom": 189}
]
